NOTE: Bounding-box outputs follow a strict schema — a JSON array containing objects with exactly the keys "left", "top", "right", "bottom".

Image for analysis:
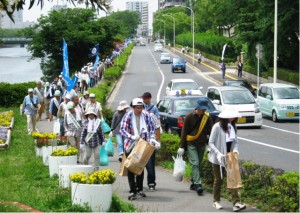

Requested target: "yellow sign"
[
  {"left": 286, "top": 112, "right": 295, "bottom": 117},
  {"left": 237, "top": 117, "right": 246, "bottom": 123}
]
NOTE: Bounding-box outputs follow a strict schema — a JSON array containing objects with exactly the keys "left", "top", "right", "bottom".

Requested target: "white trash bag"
[
  {"left": 53, "top": 118, "right": 60, "bottom": 134},
  {"left": 172, "top": 155, "right": 186, "bottom": 182}
]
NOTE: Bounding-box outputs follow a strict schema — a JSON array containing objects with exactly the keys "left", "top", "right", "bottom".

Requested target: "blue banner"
[
  {"left": 89, "top": 44, "right": 99, "bottom": 58},
  {"left": 93, "top": 55, "right": 100, "bottom": 71},
  {"left": 62, "top": 74, "right": 78, "bottom": 92},
  {"left": 62, "top": 39, "right": 69, "bottom": 78}
]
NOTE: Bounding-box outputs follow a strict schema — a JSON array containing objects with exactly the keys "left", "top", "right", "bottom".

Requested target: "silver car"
[{"left": 160, "top": 53, "right": 172, "bottom": 64}]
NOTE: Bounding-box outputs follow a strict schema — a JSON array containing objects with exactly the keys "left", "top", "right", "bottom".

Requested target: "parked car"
[
  {"left": 223, "top": 79, "right": 256, "bottom": 96},
  {"left": 256, "top": 83, "right": 300, "bottom": 122},
  {"left": 160, "top": 53, "right": 172, "bottom": 64},
  {"left": 171, "top": 57, "right": 186, "bottom": 73},
  {"left": 157, "top": 95, "right": 220, "bottom": 135},
  {"left": 140, "top": 41, "right": 146, "bottom": 46},
  {"left": 166, "top": 79, "right": 203, "bottom": 96},
  {"left": 154, "top": 43, "right": 163, "bottom": 52},
  {"left": 206, "top": 86, "right": 263, "bottom": 127}
]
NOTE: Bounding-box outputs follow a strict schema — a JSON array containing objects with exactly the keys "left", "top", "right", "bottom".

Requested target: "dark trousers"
[
  {"left": 126, "top": 152, "right": 144, "bottom": 193},
  {"left": 238, "top": 69, "right": 242, "bottom": 78},
  {"left": 146, "top": 150, "right": 156, "bottom": 186},
  {"left": 59, "top": 117, "right": 65, "bottom": 136},
  {"left": 221, "top": 69, "right": 226, "bottom": 79}
]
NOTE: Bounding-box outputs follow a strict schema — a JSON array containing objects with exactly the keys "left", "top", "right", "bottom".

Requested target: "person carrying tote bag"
[
  {"left": 80, "top": 107, "right": 105, "bottom": 170},
  {"left": 208, "top": 109, "right": 246, "bottom": 212}
]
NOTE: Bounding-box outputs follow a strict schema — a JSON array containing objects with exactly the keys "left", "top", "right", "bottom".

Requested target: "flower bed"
[
  {"left": 70, "top": 169, "right": 116, "bottom": 211},
  {"left": 0, "top": 111, "right": 14, "bottom": 150}
]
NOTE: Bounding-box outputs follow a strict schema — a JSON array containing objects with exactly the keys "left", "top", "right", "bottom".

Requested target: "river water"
[{"left": 0, "top": 46, "right": 43, "bottom": 83}]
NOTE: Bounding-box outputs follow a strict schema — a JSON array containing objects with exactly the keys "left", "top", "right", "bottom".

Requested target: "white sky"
[{"left": 23, "top": 0, "right": 158, "bottom": 29}]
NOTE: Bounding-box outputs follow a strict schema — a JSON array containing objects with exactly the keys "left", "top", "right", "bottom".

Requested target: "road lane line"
[
  {"left": 147, "top": 45, "right": 165, "bottom": 103},
  {"left": 238, "top": 136, "right": 300, "bottom": 154},
  {"left": 262, "top": 125, "right": 300, "bottom": 135}
]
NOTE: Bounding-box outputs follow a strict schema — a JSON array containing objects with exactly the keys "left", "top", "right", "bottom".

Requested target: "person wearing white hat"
[
  {"left": 64, "top": 101, "right": 83, "bottom": 162},
  {"left": 43, "top": 82, "right": 54, "bottom": 119},
  {"left": 21, "top": 88, "right": 40, "bottom": 135},
  {"left": 109, "top": 100, "right": 130, "bottom": 162},
  {"left": 49, "top": 90, "right": 63, "bottom": 122},
  {"left": 79, "top": 91, "right": 90, "bottom": 111},
  {"left": 33, "top": 81, "right": 45, "bottom": 121},
  {"left": 57, "top": 94, "right": 71, "bottom": 136},
  {"left": 208, "top": 109, "right": 246, "bottom": 211},
  {"left": 80, "top": 107, "right": 105, "bottom": 168},
  {"left": 85, "top": 93, "right": 104, "bottom": 120},
  {"left": 119, "top": 98, "right": 159, "bottom": 200}
]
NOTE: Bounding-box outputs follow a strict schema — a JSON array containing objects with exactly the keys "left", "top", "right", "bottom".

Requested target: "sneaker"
[
  {"left": 118, "top": 156, "right": 122, "bottom": 163},
  {"left": 137, "top": 191, "right": 146, "bottom": 198},
  {"left": 233, "top": 203, "right": 246, "bottom": 212},
  {"left": 190, "top": 183, "right": 195, "bottom": 191},
  {"left": 213, "top": 201, "right": 223, "bottom": 210},
  {"left": 128, "top": 193, "right": 137, "bottom": 200},
  {"left": 195, "top": 184, "right": 203, "bottom": 195},
  {"left": 149, "top": 184, "right": 155, "bottom": 191}
]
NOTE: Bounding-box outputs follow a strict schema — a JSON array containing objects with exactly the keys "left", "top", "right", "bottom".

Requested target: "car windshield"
[
  {"left": 174, "top": 98, "right": 215, "bottom": 113},
  {"left": 161, "top": 53, "right": 170, "bottom": 57},
  {"left": 229, "top": 81, "right": 253, "bottom": 90},
  {"left": 222, "top": 90, "right": 255, "bottom": 104},
  {"left": 172, "top": 82, "right": 198, "bottom": 90},
  {"left": 173, "top": 58, "right": 185, "bottom": 63},
  {"left": 155, "top": 44, "right": 163, "bottom": 47},
  {"left": 273, "top": 87, "right": 300, "bottom": 99}
]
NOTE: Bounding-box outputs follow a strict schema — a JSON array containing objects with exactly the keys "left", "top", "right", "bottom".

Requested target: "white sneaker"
[
  {"left": 213, "top": 201, "right": 223, "bottom": 210},
  {"left": 233, "top": 203, "right": 246, "bottom": 212}
]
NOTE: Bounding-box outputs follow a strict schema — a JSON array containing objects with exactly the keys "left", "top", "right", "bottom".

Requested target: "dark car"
[
  {"left": 223, "top": 80, "right": 256, "bottom": 96},
  {"left": 157, "top": 95, "right": 220, "bottom": 136},
  {"left": 171, "top": 57, "right": 186, "bottom": 73}
]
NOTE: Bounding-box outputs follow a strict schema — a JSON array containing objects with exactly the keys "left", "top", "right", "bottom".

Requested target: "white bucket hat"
[
  {"left": 65, "top": 94, "right": 71, "bottom": 100},
  {"left": 28, "top": 88, "right": 33, "bottom": 93},
  {"left": 117, "top": 100, "right": 130, "bottom": 111},
  {"left": 89, "top": 93, "right": 96, "bottom": 98},
  {"left": 218, "top": 109, "right": 242, "bottom": 119},
  {"left": 85, "top": 107, "right": 97, "bottom": 116}
]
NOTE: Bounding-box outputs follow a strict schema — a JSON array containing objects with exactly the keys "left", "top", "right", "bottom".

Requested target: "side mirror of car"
[
  {"left": 266, "top": 95, "right": 272, "bottom": 100},
  {"left": 212, "top": 100, "right": 220, "bottom": 105}
]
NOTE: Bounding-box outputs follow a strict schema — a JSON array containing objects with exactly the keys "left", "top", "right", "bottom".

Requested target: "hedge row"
[
  {"left": 176, "top": 33, "right": 236, "bottom": 62},
  {"left": 158, "top": 133, "right": 299, "bottom": 212},
  {"left": 0, "top": 82, "right": 36, "bottom": 107},
  {"left": 267, "top": 68, "right": 299, "bottom": 85}
]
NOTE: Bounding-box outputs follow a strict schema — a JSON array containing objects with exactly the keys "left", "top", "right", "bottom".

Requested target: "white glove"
[
  {"left": 131, "top": 135, "right": 140, "bottom": 141},
  {"left": 177, "top": 148, "right": 184, "bottom": 156},
  {"left": 150, "top": 139, "right": 161, "bottom": 150},
  {"left": 217, "top": 153, "right": 225, "bottom": 164},
  {"left": 155, "top": 141, "right": 161, "bottom": 150},
  {"left": 80, "top": 144, "right": 85, "bottom": 152},
  {"left": 108, "top": 131, "right": 113, "bottom": 137},
  {"left": 102, "top": 142, "right": 106, "bottom": 146}
]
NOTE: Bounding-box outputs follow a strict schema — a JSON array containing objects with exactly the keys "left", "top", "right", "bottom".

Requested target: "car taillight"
[{"left": 177, "top": 116, "right": 184, "bottom": 128}]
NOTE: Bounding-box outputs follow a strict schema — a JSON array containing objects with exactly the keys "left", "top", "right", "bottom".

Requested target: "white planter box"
[
  {"left": 48, "top": 155, "right": 77, "bottom": 177},
  {"left": 59, "top": 165, "right": 94, "bottom": 188},
  {"left": 35, "top": 147, "right": 43, "bottom": 157},
  {"left": 42, "top": 145, "right": 68, "bottom": 166},
  {"left": 71, "top": 182, "right": 112, "bottom": 212}
]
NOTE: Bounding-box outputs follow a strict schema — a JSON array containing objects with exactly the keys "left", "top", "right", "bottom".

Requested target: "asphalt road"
[{"left": 108, "top": 43, "right": 300, "bottom": 172}]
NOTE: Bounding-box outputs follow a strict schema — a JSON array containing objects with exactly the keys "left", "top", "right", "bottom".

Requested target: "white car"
[
  {"left": 154, "top": 43, "right": 163, "bottom": 52},
  {"left": 206, "top": 86, "right": 263, "bottom": 127},
  {"left": 160, "top": 53, "right": 172, "bottom": 64},
  {"left": 166, "top": 79, "right": 203, "bottom": 96}
]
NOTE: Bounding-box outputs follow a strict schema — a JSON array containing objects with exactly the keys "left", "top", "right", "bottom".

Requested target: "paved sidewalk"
[{"left": 37, "top": 118, "right": 256, "bottom": 212}]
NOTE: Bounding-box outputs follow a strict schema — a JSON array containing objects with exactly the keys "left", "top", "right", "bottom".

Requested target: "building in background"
[
  {"left": 126, "top": 1, "right": 149, "bottom": 37},
  {"left": 160, "top": 0, "right": 185, "bottom": 9},
  {"left": 0, "top": 10, "right": 34, "bottom": 29}
]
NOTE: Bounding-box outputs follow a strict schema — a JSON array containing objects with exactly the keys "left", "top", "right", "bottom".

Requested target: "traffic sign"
[
  {"left": 256, "top": 43, "right": 263, "bottom": 51},
  {"left": 256, "top": 52, "right": 263, "bottom": 59}
]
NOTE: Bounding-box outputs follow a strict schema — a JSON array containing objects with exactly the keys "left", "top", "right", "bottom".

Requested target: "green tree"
[
  {"left": 22, "top": 8, "right": 121, "bottom": 80},
  {"left": 107, "top": 11, "right": 140, "bottom": 38}
]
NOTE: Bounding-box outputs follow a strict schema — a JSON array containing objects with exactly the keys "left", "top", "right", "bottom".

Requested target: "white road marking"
[
  {"left": 238, "top": 136, "right": 300, "bottom": 154},
  {"left": 262, "top": 124, "right": 300, "bottom": 135},
  {"left": 147, "top": 45, "right": 165, "bottom": 103}
]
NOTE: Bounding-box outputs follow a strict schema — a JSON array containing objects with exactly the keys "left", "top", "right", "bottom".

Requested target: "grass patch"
[
  {"left": 0, "top": 203, "right": 29, "bottom": 212},
  {"left": 0, "top": 107, "right": 136, "bottom": 212}
]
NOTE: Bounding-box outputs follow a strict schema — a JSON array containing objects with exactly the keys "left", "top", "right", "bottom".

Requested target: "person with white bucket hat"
[
  {"left": 208, "top": 109, "right": 246, "bottom": 212},
  {"left": 109, "top": 100, "right": 130, "bottom": 162}
]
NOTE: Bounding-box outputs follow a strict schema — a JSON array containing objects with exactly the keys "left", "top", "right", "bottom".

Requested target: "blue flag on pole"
[
  {"left": 89, "top": 44, "right": 99, "bottom": 58},
  {"left": 93, "top": 55, "right": 100, "bottom": 71},
  {"left": 62, "top": 39, "right": 70, "bottom": 78}
]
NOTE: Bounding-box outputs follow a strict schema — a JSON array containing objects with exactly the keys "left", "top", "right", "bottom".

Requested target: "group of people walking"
[{"left": 22, "top": 74, "right": 246, "bottom": 211}]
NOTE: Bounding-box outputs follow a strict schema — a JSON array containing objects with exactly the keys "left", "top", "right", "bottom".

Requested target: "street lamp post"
[
  {"left": 157, "top": 19, "right": 166, "bottom": 47},
  {"left": 176, "top": 5, "right": 195, "bottom": 65},
  {"left": 163, "top": 14, "right": 175, "bottom": 52}
]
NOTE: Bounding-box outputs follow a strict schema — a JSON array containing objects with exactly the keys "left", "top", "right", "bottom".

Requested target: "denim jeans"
[
  {"left": 146, "top": 150, "right": 156, "bottom": 187},
  {"left": 115, "top": 133, "right": 124, "bottom": 155},
  {"left": 59, "top": 117, "right": 65, "bottom": 136}
]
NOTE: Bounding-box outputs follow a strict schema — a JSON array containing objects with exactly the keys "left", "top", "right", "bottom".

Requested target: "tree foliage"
[{"left": 22, "top": 8, "right": 122, "bottom": 80}]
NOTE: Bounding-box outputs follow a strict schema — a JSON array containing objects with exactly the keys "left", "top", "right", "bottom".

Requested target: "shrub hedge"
[
  {"left": 0, "top": 82, "right": 36, "bottom": 107},
  {"left": 267, "top": 68, "right": 299, "bottom": 85},
  {"left": 104, "top": 66, "right": 122, "bottom": 81},
  {"left": 158, "top": 133, "right": 299, "bottom": 212}
]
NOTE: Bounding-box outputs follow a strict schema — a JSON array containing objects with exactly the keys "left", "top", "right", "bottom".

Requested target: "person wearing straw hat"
[
  {"left": 79, "top": 91, "right": 90, "bottom": 111},
  {"left": 177, "top": 97, "right": 213, "bottom": 196},
  {"left": 64, "top": 101, "right": 83, "bottom": 162},
  {"left": 57, "top": 94, "right": 71, "bottom": 137},
  {"left": 80, "top": 107, "right": 105, "bottom": 169},
  {"left": 44, "top": 82, "right": 54, "bottom": 119},
  {"left": 208, "top": 109, "right": 246, "bottom": 212},
  {"left": 21, "top": 88, "right": 39, "bottom": 135},
  {"left": 109, "top": 100, "right": 130, "bottom": 162}
]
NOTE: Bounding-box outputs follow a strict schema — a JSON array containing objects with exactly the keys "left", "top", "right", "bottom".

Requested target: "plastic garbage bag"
[
  {"left": 105, "top": 136, "right": 114, "bottom": 157},
  {"left": 99, "top": 145, "right": 109, "bottom": 166},
  {"left": 172, "top": 155, "right": 186, "bottom": 182}
]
